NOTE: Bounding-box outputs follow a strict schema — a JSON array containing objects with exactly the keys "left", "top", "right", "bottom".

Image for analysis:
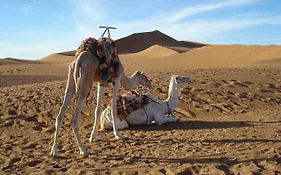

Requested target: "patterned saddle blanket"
[
  {"left": 116, "top": 91, "right": 149, "bottom": 120},
  {"left": 76, "top": 37, "right": 120, "bottom": 85}
]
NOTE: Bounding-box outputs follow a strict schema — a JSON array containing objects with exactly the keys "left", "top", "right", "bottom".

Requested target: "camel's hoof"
[
  {"left": 115, "top": 134, "right": 126, "bottom": 140},
  {"left": 80, "top": 149, "right": 89, "bottom": 156},
  {"left": 89, "top": 137, "right": 96, "bottom": 142},
  {"left": 89, "top": 132, "right": 97, "bottom": 142},
  {"left": 50, "top": 146, "right": 58, "bottom": 157}
]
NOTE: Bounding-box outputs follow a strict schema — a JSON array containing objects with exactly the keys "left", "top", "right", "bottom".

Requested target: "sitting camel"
[
  {"left": 100, "top": 75, "right": 191, "bottom": 129},
  {"left": 50, "top": 37, "right": 151, "bottom": 156}
]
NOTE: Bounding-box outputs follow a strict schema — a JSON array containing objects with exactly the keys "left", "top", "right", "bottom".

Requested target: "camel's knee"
[
  {"left": 55, "top": 116, "right": 64, "bottom": 129},
  {"left": 95, "top": 107, "right": 102, "bottom": 117},
  {"left": 71, "top": 119, "right": 78, "bottom": 129}
]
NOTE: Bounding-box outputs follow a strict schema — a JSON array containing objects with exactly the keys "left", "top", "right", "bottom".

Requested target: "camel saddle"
[
  {"left": 76, "top": 37, "right": 120, "bottom": 85},
  {"left": 116, "top": 91, "right": 149, "bottom": 120}
]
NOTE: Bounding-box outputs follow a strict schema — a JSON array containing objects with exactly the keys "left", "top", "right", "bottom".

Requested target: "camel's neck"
[
  {"left": 120, "top": 71, "right": 140, "bottom": 90},
  {"left": 164, "top": 78, "right": 180, "bottom": 112}
]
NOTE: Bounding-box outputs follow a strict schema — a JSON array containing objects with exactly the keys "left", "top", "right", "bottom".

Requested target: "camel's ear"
[
  {"left": 174, "top": 75, "right": 179, "bottom": 84},
  {"left": 141, "top": 71, "right": 144, "bottom": 74}
]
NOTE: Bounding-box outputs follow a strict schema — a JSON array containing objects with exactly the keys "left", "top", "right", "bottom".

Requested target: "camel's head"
[
  {"left": 136, "top": 71, "right": 151, "bottom": 88},
  {"left": 173, "top": 75, "right": 192, "bottom": 86}
]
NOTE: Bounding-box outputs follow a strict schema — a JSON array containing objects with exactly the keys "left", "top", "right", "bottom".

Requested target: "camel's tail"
[{"left": 73, "top": 58, "right": 81, "bottom": 95}]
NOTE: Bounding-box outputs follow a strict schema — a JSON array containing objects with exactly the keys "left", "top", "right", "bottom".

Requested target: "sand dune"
[
  {"left": 115, "top": 30, "right": 204, "bottom": 54},
  {"left": 59, "top": 50, "right": 76, "bottom": 56},
  {"left": 123, "top": 45, "right": 179, "bottom": 59},
  {"left": 40, "top": 30, "right": 204, "bottom": 59},
  {"left": 179, "top": 40, "right": 207, "bottom": 48},
  {"left": 251, "top": 57, "right": 281, "bottom": 68},
  {"left": 40, "top": 53, "right": 74, "bottom": 63},
  {"left": 179, "top": 45, "right": 281, "bottom": 68},
  {"left": 121, "top": 45, "right": 281, "bottom": 72},
  {"left": 168, "top": 46, "right": 192, "bottom": 53},
  {"left": 38, "top": 30, "right": 205, "bottom": 62},
  {"left": 32, "top": 44, "right": 281, "bottom": 70},
  {"left": 0, "top": 58, "right": 37, "bottom": 65}
]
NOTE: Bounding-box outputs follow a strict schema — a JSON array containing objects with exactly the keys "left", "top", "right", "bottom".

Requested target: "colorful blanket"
[
  {"left": 116, "top": 91, "right": 149, "bottom": 120},
  {"left": 76, "top": 37, "right": 121, "bottom": 85}
]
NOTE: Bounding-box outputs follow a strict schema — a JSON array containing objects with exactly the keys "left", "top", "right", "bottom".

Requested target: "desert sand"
[{"left": 0, "top": 31, "right": 281, "bottom": 174}]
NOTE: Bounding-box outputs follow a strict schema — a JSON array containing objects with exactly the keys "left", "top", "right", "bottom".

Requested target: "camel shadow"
[
  {"left": 98, "top": 152, "right": 281, "bottom": 170},
  {"left": 133, "top": 155, "right": 281, "bottom": 164},
  {"left": 128, "top": 120, "right": 251, "bottom": 131}
]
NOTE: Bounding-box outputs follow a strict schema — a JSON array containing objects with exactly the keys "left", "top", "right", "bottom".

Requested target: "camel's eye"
[{"left": 176, "top": 77, "right": 183, "bottom": 82}]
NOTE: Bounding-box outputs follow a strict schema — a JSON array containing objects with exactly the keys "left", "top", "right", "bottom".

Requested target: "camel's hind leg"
[
  {"left": 50, "top": 63, "right": 75, "bottom": 157},
  {"left": 71, "top": 70, "right": 93, "bottom": 156},
  {"left": 89, "top": 83, "right": 105, "bottom": 142}
]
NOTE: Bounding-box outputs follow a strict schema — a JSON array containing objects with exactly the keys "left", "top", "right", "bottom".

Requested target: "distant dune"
[
  {"left": 162, "top": 45, "right": 281, "bottom": 69},
  {"left": 59, "top": 50, "right": 76, "bottom": 56},
  {"left": 0, "top": 58, "right": 37, "bottom": 65},
  {"left": 120, "top": 45, "right": 281, "bottom": 72},
  {"left": 39, "top": 44, "right": 281, "bottom": 69},
  {"left": 251, "top": 57, "right": 281, "bottom": 68},
  {"left": 33, "top": 31, "right": 280, "bottom": 68},
  {"left": 177, "top": 45, "right": 281, "bottom": 68},
  {"left": 179, "top": 40, "right": 207, "bottom": 48},
  {"left": 123, "top": 45, "right": 179, "bottom": 59},
  {"left": 38, "top": 30, "right": 205, "bottom": 62},
  {"left": 40, "top": 53, "right": 74, "bottom": 63},
  {"left": 115, "top": 30, "right": 205, "bottom": 54}
]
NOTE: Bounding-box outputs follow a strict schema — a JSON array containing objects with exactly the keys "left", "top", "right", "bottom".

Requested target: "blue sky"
[{"left": 0, "top": 0, "right": 280, "bottom": 59}]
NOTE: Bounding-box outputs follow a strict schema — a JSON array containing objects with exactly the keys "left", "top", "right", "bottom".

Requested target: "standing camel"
[{"left": 50, "top": 37, "right": 151, "bottom": 156}]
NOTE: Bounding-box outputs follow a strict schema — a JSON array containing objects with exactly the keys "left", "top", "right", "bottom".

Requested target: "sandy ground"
[
  {"left": 1, "top": 37, "right": 281, "bottom": 174},
  {"left": 0, "top": 60, "right": 281, "bottom": 174}
]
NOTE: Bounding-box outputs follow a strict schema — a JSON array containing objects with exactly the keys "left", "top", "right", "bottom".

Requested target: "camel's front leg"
[
  {"left": 111, "top": 79, "right": 126, "bottom": 140},
  {"left": 89, "top": 83, "right": 105, "bottom": 142},
  {"left": 50, "top": 63, "right": 75, "bottom": 157},
  {"left": 153, "top": 112, "right": 177, "bottom": 125}
]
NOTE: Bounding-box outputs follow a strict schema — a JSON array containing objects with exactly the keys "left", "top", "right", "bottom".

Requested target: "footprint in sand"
[
  {"left": 260, "top": 88, "right": 274, "bottom": 93},
  {"left": 32, "top": 125, "right": 43, "bottom": 131},
  {"left": 26, "top": 159, "right": 42, "bottom": 167},
  {"left": 24, "top": 143, "right": 38, "bottom": 149},
  {"left": 235, "top": 92, "right": 249, "bottom": 99},
  {"left": 229, "top": 161, "right": 267, "bottom": 175},
  {"left": 21, "top": 115, "right": 47, "bottom": 131},
  {"left": 244, "top": 81, "right": 253, "bottom": 85},
  {"left": 214, "top": 82, "right": 222, "bottom": 88},
  {"left": 22, "top": 115, "right": 38, "bottom": 122},
  {"left": 7, "top": 109, "right": 17, "bottom": 115},
  {"left": 2, "top": 120, "right": 14, "bottom": 127},
  {"left": 1, "top": 157, "right": 22, "bottom": 172},
  {"left": 44, "top": 126, "right": 55, "bottom": 134}
]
